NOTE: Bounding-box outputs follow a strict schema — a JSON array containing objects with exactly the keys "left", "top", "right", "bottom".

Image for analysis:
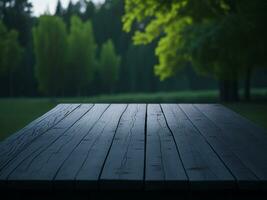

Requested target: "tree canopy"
[
  {"left": 1, "top": 0, "right": 267, "bottom": 99},
  {"left": 0, "top": 21, "right": 21, "bottom": 72},
  {"left": 67, "top": 15, "right": 97, "bottom": 95},
  {"left": 122, "top": 0, "right": 267, "bottom": 101},
  {"left": 0, "top": 20, "right": 22, "bottom": 96},
  {"left": 99, "top": 39, "right": 121, "bottom": 92},
  {"left": 33, "top": 15, "right": 68, "bottom": 96}
]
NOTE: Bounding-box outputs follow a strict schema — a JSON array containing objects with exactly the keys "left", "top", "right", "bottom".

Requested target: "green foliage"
[
  {"left": 55, "top": 0, "right": 64, "bottom": 17},
  {"left": 122, "top": 0, "right": 193, "bottom": 80},
  {"left": 1, "top": 0, "right": 267, "bottom": 98},
  {"left": 67, "top": 15, "right": 97, "bottom": 95},
  {"left": 99, "top": 39, "right": 121, "bottom": 92},
  {"left": 0, "top": 0, "right": 227, "bottom": 97},
  {"left": 0, "top": 0, "right": 33, "bottom": 46},
  {"left": 184, "top": 18, "right": 242, "bottom": 80},
  {"left": 33, "top": 15, "right": 68, "bottom": 96},
  {"left": 154, "top": 18, "right": 191, "bottom": 80},
  {"left": 33, "top": 15, "right": 97, "bottom": 96},
  {"left": 122, "top": 0, "right": 267, "bottom": 82},
  {"left": 0, "top": 20, "right": 22, "bottom": 76},
  {"left": 0, "top": 0, "right": 35, "bottom": 97}
]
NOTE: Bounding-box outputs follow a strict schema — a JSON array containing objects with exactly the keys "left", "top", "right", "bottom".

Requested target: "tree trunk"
[
  {"left": 219, "top": 79, "right": 239, "bottom": 102},
  {"left": 219, "top": 80, "right": 228, "bottom": 101},
  {"left": 244, "top": 67, "right": 252, "bottom": 101},
  {"left": 9, "top": 70, "right": 13, "bottom": 97}
]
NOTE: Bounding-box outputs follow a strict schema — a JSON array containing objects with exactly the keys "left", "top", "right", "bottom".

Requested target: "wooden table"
[{"left": 0, "top": 104, "right": 267, "bottom": 197}]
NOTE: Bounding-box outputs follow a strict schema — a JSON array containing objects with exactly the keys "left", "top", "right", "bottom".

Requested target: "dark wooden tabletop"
[{"left": 0, "top": 104, "right": 267, "bottom": 193}]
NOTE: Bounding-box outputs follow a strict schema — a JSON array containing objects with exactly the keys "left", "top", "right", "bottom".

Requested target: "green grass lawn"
[
  {"left": 225, "top": 103, "right": 267, "bottom": 130},
  {"left": 0, "top": 89, "right": 266, "bottom": 141},
  {"left": 0, "top": 99, "right": 56, "bottom": 140}
]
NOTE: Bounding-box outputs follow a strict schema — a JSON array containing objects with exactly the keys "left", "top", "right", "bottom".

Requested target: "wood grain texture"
[
  {"left": 7, "top": 104, "right": 109, "bottom": 183},
  {"left": 0, "top": 104, "right": 79, "bottom": 171},
  {"left": 0, "top": 103, "right": 266, "bottom": 192},
  {"left": 145, "top": 104, "right": 188, "bottom": 189},
  {"left": 55, "top": 104, "right": 127, "bottom": 190},
  {"left": 179, "top": 104, "right": 261, "bottom": 189},
  {"left": 161, "top": 104, "right": 234, "bottom": 190},
  {"left": 0, "top": 104, "right": 79, "bottom": 170},
  {"left": 194, "top": 104, "right": 267, "bottom": 187},
  {"left": 100, "top": 104, "right": 146, "bottom": 189},
  {"left": 0, "top": 104, "right": 93, "bottom": 188}
]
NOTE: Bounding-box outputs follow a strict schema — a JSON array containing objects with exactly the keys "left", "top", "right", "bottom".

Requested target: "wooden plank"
[
  {"left": 7, "top": 104, "right": 109, "bottom": 182},
  {"left": 0, "top": 104, "right": 61, "bottom": 144},
  {"left": 0, "top": 104, "right": 94, "bottom": 189},
  {"left": 161, "top": 104, "right": 235, "bottom": 190},
  {"left": 145, "top": 104, "right": 188, "bottom": 190},
  {"left": 179, "top": 104, "right": 261, "bottom": 190},
  {"left": 100, "top": 104, "right": 146, "bottom": 189},
  {"left": 55, "top": 104, "right": 127, "bottom": 190},
  {"left": 194, "top": 104, "right": 267, "bottom": 187},
  {"left": 0, "top": 104, "right": 79, "bottom": 171}
]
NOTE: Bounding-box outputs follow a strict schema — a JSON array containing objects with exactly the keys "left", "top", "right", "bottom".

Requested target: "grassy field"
[
  {"left": 225, "top": 103, "right": 267, "bottom": 130},
  {"left": 0, "top": 99, "right": 56, "bottom": 140},
  {"left": 0, "top": 89, "right": 266, "bottom": 141}
]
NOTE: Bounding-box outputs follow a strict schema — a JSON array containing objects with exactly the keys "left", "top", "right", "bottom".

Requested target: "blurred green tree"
[
  {"left": 99, "top": 39, "right": 121, "bottom": 93},
  {"left": 44, "top": 0, "right": 201, "bottom": 96},
  {"left": 55, "top": 0, "right": 64, "bottom": 17},
  {"left": 33, "top": 15, "right": 68, "bottom": 96},
  {"left": 122, "top": 0, "right": 267, "bottom": 101},
  {"left": 67, "top": 15, "right": 97, "bottom": 95},
  {"left": 0, "top": 0, "right": 35, "bottom": 96},
  {"left": 0, "top": 21, "right": 22, "bottom": 96},
  {"left": 237, "top": 0, "right": 267, "bottom": 100},
  {"left": 0, "top": 0, "right": 32, "bottom": 46},
  {"left": 83, "top": 0, "right": 95, "bottom": 21},
  {"left": 62, "top": 0, "right": 83, "bottom": 27}
]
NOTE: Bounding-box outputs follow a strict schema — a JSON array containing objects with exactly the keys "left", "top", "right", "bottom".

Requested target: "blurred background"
[{"left": 0, "top": 0, "right": 266, "bottom": 140}]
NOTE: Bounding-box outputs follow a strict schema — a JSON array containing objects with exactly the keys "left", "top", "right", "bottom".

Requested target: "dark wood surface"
[{"left": 0, "top": 104, "right": 266, "bottom": 193}]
